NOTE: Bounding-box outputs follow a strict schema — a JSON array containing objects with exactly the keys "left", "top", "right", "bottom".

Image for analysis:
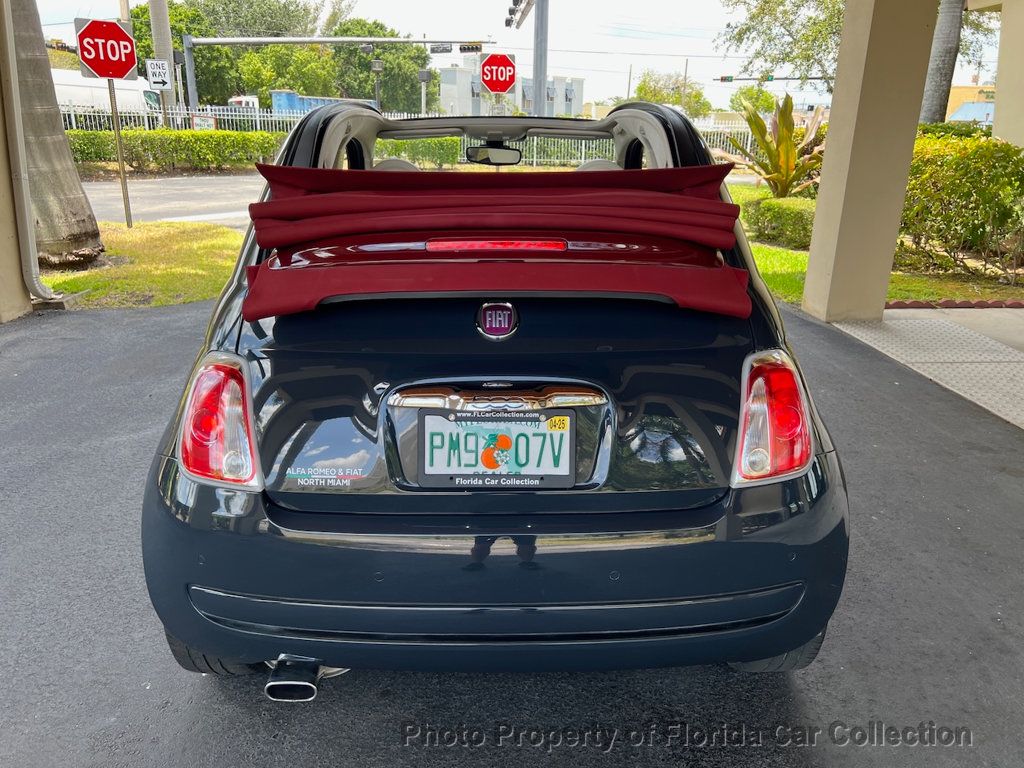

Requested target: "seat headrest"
[
  {"left": 373, "top": 158, "right": 421, "bottom": 172},
  {"left": 576, "top": 159, "right": 622, "bottom": 172}
]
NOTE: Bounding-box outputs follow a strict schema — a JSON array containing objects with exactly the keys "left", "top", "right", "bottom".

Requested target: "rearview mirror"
[{"left": 466, "top": 145, "right": 522, "bottom": 166}]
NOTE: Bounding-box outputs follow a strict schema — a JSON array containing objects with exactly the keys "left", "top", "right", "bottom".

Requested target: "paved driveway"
[{"left": 1, "top": 303, "right": 1021, "bottom": 767}]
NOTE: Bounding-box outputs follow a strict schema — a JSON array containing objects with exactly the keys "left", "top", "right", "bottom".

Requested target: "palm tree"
[
  {"left": 12, "top": 0, "right": 102, "bottom": 262},
  {"left": 919, "top": 0, "right": 967, "bottom": 124}
]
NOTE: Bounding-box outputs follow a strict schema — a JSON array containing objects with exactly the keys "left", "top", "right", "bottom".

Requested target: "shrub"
[
  {"left": 918, "top": 122, "right": 991, "bottom": 139},
  {"left": 746, "top": 197, "right": 817, "bottom": 250},
  {"left": 374, "top": 137, "right": 461, "bottom": 168},
  {"left": 900, "top": 135, "right": 1024, "bottom": 284},
  {"left": 66, "top": 130, "right": 115, "bottom": 163},
  {"left": 715, "top": 94, "right": 825, "bottom": 198},
  {"left": 67, "top": 129, "right": 287, "bottom": 172}
]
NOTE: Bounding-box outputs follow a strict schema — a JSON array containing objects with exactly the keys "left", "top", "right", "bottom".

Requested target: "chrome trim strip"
[{"left": 387, "top": 385, "right": 608, "bottom": 411}]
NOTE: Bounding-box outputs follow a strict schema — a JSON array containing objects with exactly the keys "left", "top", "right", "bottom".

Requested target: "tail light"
[
  {"left": 178, "top": 354, "right": 261, "bottom": 488},
  {"left": 732, "top": 350, "right": 813, "bottom": 486}
]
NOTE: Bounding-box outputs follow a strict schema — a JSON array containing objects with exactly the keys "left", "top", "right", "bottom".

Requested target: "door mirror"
[{"left": 466, "top": 145, "right": 522, "bottom": 166}]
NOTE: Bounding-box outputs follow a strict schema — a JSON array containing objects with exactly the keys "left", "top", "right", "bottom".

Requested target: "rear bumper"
[{"left": 142, "top": 452, "right": 848, "bottom": 672}]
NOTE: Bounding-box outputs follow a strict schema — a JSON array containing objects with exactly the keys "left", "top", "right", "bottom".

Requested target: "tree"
[
  {"left": 329, "top": 18, "right": 436, "bottom": 113},
  {"left": 919, "top": 0, "right": 968, "bottom": 123},
  {"left": 188, "top": 0, "right": 326, "bottom": 37},
  {"left": 634, "top": 70, "right": 712, "bottom": 118},
  {"left": 131, "top": 2, "right": 236, "bottom": 104},
  {"left": 718, "top": 0, "right": 997, "bottom": 95},
  {"left": 729, "top": 85, "right": 776, "bottom": 114},
  {"left": 238, "top": 45, "right": 339, "bottom": 107},
  {"left": 12, "top": 0, "right": 101, "bottom": 261}
]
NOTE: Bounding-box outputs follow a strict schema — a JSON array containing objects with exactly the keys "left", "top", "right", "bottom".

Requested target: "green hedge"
[
  {"left": 918, "top": 122, "right": 992, "bottom": 139},
  {"left": 900, "top": 135, "right": 1024, "bottom": 283},
  {"left": 745, "top": 197, "right": 817, "bottom": 250},
  {"left": 67, "top": 129, "right": 286, "bottom": 172},
  {"left": 374, "top": 137, "right": 461, "bottom": 168}
]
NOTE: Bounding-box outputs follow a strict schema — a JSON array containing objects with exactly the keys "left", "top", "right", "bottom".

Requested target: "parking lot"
[{"left": 1, "top": 301, "right": 1021, "bottom": 768}]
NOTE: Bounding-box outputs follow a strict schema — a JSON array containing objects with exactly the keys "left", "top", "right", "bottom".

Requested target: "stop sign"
[
  {"left": 75, "top": 19, "right": 137, "bottom": 80},
  {"left": 480, "top": 53, "right": 516, "bottom": 94}
]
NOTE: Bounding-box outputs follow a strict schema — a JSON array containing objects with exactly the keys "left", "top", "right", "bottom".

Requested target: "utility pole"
[
  {"left": 531, "top": 0, "right": 548, "bottom": 117},
  {"left": 680, "top": 57, "right": 689, "bottom": 111},
  {"left": 626, "top": 63, "right": 633, "bottom": 100},
  {"left": 182, "top": 34, "right": 197, "bottom": 108},
  {"left": 149, "top": 0, "right": 176, "bottom": 123}
]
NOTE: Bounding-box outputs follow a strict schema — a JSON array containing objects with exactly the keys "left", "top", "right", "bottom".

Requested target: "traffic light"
[
  {"left": 765, "top": 75, "right": 775, "bottom": 81},
  {"left": 460, "top": 43, "right": 483, "bottom": 53},
  {"left": 720, "top": 76, "right": 734, "bottom": 82}
]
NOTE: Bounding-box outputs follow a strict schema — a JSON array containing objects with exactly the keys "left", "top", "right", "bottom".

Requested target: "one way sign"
[{"left": 145, "top": 59, "right": 172, "bottom": 91}]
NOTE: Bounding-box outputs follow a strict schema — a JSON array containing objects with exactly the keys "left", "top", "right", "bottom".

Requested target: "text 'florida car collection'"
[{"left": 142, "top": 103, "right": 848, "bottom": 701}]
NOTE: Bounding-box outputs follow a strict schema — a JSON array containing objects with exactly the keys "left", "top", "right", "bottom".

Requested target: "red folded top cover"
[{"left": 243, "top": 163, "right": 751, "bottom": 322}]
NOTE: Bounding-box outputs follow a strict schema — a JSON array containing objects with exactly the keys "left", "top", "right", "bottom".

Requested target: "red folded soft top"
[{"left": 242, "top": 163, "right": 751, "bottom": 322}]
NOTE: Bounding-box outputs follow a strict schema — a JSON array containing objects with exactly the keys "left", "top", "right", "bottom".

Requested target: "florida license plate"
[{"left": 418, "top": 409, "right": 575, "bottom": 489}]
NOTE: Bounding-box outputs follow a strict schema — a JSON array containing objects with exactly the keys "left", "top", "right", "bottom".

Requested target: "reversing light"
[
  {"left": 179, "top": 355, "right": 260, "bottom": 488},
  {"left": 425, "top": 239, "right": 567, "bottom": 252},
  {"left": 732, "top": 350, "right": 813, "bottom": 486}
]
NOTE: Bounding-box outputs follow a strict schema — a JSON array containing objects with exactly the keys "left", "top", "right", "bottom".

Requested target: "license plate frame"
[{"left": 417, "top": 408, "right": 576, "bottom": 490}]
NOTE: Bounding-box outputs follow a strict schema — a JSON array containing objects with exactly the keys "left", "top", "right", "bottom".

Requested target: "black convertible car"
[{"left": 142, "top": 103, "right": 848, "bottom": 702}]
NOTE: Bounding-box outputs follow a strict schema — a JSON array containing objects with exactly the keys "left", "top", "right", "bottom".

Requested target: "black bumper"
[{"left": 142, "top": 452, "right": 848, "bottom": 672}]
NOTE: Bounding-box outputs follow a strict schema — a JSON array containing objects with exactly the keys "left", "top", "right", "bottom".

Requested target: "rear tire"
[
  {"left": 164, "top": 631, "right": 264, "bottom": 676},
  {"left": 727, "top": 627, "right": 827, "bottom": 673}
]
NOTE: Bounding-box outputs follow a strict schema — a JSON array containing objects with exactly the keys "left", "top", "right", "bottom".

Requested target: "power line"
[{"left": 502, "top": 45, "right": 749, "bottom": 59}]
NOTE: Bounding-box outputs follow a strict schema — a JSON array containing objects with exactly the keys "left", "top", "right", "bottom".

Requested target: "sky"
[{"left": 37, "top": 0, "right": 999, "bottom": 109}]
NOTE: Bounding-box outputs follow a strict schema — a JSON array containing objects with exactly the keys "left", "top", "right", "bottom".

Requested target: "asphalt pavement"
[
  {"left": 84, "top": 174, "right": 265, "bottom": 229},
  {"left": 82, "top": 172, "right": 758, "bottom": 232},
  {"left": 1, "top": 302, "right": 1022, "bottom": 768}
]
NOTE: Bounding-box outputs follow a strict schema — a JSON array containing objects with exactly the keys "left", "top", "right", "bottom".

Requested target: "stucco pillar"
[
  {"left": 0, "top": 71, "right": 32, "bottom": 323},
  {"left": 802, "top": 0, "right": 937, "bottom": 322},
  {"left": 992, "top": 1, "right": 1024, "bottom": 146}
]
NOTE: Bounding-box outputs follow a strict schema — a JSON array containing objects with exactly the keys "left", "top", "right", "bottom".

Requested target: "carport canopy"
[{"left": 803, "top": 0, "right": 1022, "bottom": 322}]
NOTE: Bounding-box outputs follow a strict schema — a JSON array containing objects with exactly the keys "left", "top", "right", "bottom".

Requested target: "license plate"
[{"left": 418, "top": 409, "right": 575, "bottom": 489}]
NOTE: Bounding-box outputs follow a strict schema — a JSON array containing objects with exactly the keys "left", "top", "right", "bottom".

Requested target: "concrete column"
[
  {"left": 802, "top": 0, "right": 937, "bottom": 322},
  {"left": 992, "top": 1, "right": 1024, "bottom": 146},
  {"left": 0, "top": 70, "right": 32, "bottom": 323}
]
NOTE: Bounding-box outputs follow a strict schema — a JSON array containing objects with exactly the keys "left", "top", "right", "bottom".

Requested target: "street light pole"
[
  {"left": 371, "top": 59, "right": 384, "bottom": 110},
  {"left": 417, "top": 69, "right": 431, "bottom": 115}
]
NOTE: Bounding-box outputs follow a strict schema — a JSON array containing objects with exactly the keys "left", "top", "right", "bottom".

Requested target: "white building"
[{"left": 439, "top": 56, "right": 584, "bottom": 117}]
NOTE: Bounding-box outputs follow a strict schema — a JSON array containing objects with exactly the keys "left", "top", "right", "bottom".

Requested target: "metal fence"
[
  {"left": 60, "top": 103, "right": 311, "bottom": 132},
  {"left": 59, "top": 103, "right": 754, "bottom": 164}
]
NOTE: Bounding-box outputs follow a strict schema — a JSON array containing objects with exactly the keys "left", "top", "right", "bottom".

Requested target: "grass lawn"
[
  {"left": 728, "top": 185, "right": 1022, "bottom": 304},
  {"left": 40, "top": 216, "right": 1021, "bottom": 311},
  {"left": 751, "top": 243, "right": 1024, "bottom": 304},
  {"left": 42, "top": 222, "right": 243, "bottom": 309}
]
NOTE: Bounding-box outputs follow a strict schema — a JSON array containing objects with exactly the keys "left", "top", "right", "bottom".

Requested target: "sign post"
[{"left": 75, "top": 18, "right": 138, "bottom": 227}]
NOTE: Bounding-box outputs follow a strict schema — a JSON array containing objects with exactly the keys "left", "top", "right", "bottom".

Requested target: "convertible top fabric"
[
  {"left": 248, "top": 163, "right": 740, "bottom": 252},
  {"left": 242, "top": 163, "right": 751, "bottom": 322}
]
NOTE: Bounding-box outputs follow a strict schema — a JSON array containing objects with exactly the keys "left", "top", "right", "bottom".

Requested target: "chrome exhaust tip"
[
  {"left": 264, "top": 655, "right": 321, "bottom": 702},
  {"left": 263, "top": 655, "right": 349, "bottom": 702}
]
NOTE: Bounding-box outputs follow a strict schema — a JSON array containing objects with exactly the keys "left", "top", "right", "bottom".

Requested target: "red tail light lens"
[
  {"left": 179, "top": 357, "right": 259, "bottom": 487},
  {"left": 733, "top": 351, "right": 813, "bottom": 485},
  {"left": 425, "top": 239, "right": 567, "bottom": 252}
]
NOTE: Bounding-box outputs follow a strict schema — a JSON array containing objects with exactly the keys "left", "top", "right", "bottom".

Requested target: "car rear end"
[{"left": 142, "top": 106, "right": 848, "bottom": 680}]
